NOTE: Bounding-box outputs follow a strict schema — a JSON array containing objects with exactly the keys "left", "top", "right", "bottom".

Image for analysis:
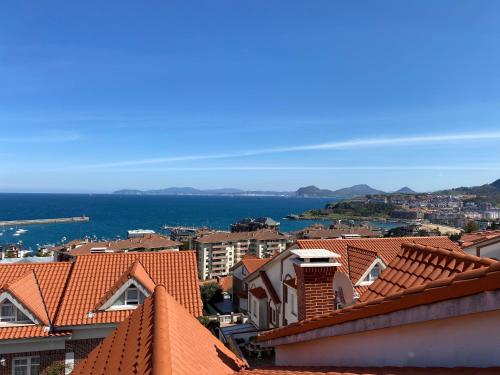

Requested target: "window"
[
  {"left": 271, "top": 308, "right": 276, "bottom": 324},
  {"left": 252, "top": 298, "right": 257, "bottom": 317},
  {"left": 125, "top": 286, "right": 139, "bottom": 305},
  {"left": 13, "top": 356, "right": 39, "bottom": 375},
  {"left": 364, "top": 263, "right": 382, "bottom": 283},
  {"left": 290, "top": 292, "right": 297, "bottom": 316},
  {"left": 0, "top": 301, "right": 30, "bottom": 323}
]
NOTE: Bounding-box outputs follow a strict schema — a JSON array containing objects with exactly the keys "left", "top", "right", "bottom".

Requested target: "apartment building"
[
  {"left": 241, "top": 236, "right": 462, "bottom": 330},
  {"left": 195, "top": 230, "right": 287, "bottom": 280},
  {"left": 0, "top": 251, "right": 201, "bottom": 375}
]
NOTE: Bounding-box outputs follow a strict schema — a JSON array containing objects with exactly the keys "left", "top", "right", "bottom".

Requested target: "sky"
[{"left": 1, "top": 1, "right": 500, "bottom": 193}]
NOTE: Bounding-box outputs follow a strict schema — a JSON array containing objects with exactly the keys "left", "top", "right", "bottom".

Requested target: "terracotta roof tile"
[
  {"left": 94, "top": 259, "right": 156, "bottom": 310},
  {"left": 0, "top": 326, "right": 71, "bottom": 340},
  {"left": 0, "top": 263, "right": 73, "bottom": 340},
  {"left": 258, "top": 244, "right": 500, "bottom": 343},
  {"left": 359, "top": 243, "right": 494, "bottom": 303},
  {"left": 197, "top": 230, "right": 286, "bottom": 244},
  {"left": 346, "top": 246, "right": 378, "bottom": 284},
  {"left": 55, "top": 252, "right": 202, "bottom": 327},
  {"left": 219, "top": 276, "right": 233, "bottom": 292},
  {"left": 297, "top": 237, "right": 463, "bottom": 298},
  {"left": 1, "top": 270, "right": 50, "bottom": 326},
  {"left": 72, "top": 285, "right": 246, "bottom": 375},
  {"left": 232, "top": 254, "right": 272, "bottom": 274},
  {"left": 460, "top": 230, "right": 500, "bottom": 248}
]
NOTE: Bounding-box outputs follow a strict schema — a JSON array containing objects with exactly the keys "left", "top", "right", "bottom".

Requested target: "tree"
[
  {"left": 41, "top": 362, "right": 70, "bottom": 375},
  {"left": 200, "top": 283, "right": 223, "bottom": 307},
  {"left": 465, "top": 221, "right": 479, "bottom": 233}
]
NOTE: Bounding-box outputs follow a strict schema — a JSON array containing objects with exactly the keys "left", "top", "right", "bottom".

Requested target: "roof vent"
[{"left": 290, "top": 249, "right": 341, "bottom": 268}]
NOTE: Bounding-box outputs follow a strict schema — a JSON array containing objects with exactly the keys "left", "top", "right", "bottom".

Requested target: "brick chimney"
[{"left": 291, "top": 249, "right": 341, "bottom": 321}]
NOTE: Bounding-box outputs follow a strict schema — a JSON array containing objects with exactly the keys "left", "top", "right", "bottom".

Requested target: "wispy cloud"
[
  {"left": 0, "top": 131, "right": 81, "bottom": 143},
  {"left": 111, "top": 163, "right": 500, "bottom": 172},
  {"left": 63, "top": 130, "right": 500, "bottom": 170}
]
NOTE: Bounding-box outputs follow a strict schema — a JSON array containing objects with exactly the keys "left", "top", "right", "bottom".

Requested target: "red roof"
[
  {"left": 258, "top": 244, "right": 500, "bottom": 343},
  {"left": 346, "top": 246, "right": 378, "bottom": 284},
  {"left": 2, "top": 270, "right": 50, "bottom": 326},
  {"left": 55, "top": 252, "right": 202, "bottom": 327},
  {"left": 359, "top": 242, "right": 494, "bottom": 303},
  {"left": 297, "top": 237, "right": 463, "bottom": 296},
  {"left": 219, "top": 276, "right": 233, "bottom": 292},
  {"left": 460, "top": 230, "right": 500, "bottom": 248},
  {"left": 0, "top": 262, "right": 72, "bottom": 340},
  {"left": 238, "top": 254, "right": 272, "bottom": 274},
  {"left": 72, "top": 285, "right": 246, "bottom": 375}
]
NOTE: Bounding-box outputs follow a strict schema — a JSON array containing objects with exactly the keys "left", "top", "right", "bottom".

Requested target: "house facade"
[{"left": 0, "top": 251, "right": 201, "bottom": 375}]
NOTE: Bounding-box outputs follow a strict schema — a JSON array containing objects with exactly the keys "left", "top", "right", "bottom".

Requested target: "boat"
[{"left": 15, "top": 229, "right": 28, "bottom": 235}]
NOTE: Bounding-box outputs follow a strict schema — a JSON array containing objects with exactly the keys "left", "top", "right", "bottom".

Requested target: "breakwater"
[{"left": 0, "top": 216, "right": 89, "bottom": 227}]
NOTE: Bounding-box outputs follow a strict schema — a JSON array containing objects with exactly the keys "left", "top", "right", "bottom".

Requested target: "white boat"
[
  {"left": 13, "top": 233, "right": 20, "bottom": 237},
  {"left": 15, "top": 229, "right": 28, "bottom": 235}
]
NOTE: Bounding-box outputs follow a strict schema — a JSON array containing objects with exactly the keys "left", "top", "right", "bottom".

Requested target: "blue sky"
[{"left": 1, "top": 1, "right": 500, "bottom": 193}]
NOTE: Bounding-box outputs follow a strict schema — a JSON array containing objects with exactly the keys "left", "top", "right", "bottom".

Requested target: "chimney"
[{"left": 291, "top": 249, "right": 341, "bottom": 321}]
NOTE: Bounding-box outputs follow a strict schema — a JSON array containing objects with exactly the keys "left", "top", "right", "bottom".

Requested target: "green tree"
[
  {"left": 200, "top": 283, "right": 223, "bottom": 307},
  {"left": 465, "top": 221, "right": 479, "bottom": 233}
]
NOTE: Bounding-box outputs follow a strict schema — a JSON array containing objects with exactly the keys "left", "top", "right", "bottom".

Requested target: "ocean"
[{"left": 0, "top": 193, "right": 396, "bottom": 251}]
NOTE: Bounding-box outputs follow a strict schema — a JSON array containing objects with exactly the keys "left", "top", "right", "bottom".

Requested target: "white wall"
[
  {"left": 464, "top": 241, "right": 500, "bottom": 260},
  {"left": 276, "top": 309, "right": 500, "bottom": 368}
]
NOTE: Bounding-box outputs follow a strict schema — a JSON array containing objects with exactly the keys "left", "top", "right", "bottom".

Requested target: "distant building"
[
  {"left": 230, "top": 217, "right": 279, "bottom": 232},
  {"left": 195, "top": 230, "right": 287, "bottom": 280},
  {"left": 390, "top": 209, "right": 424, "bottom": 220},
  {"left": 54, "top": 234, "right": 182, "bottom": 260},
  {"left": 0, "top": 244, "right": 29, "bottom": 260},
  {"left": 126, "top": 229, "right": 156, "bottom": 238}
]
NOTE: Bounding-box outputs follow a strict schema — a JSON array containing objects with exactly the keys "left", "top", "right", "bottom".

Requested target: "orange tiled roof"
[
  {"left": 258, "top": 245, "right": 500, "bottom": 343},
  {"left": 232, "top": 254, "right": 272, "bottom": 274},
  {"left": 346, "top": 246, "right": 378, "bottom": 285},
  {"left": 297, "top": 237, "right": 462, "bottom": 296},
  {"left": 460, "top": 230, "right": 500, "bottom": 248},
  {"left": 0, "top": 262, "right": 73, "bottom": 340},
  {"left": 359, "top": 242, "right": 495, "bottom": 303},
  {"left": 249, "top": 287, "right": 268, "bottom": 299},
  {"left": 55, "top": 252, "right": 202, "bottom": 327},
  {"left": 2, "top": 270, "right": 50, "bottom": 325},
  {"left": 260, "top": 270, "right": 280, "bottom": 304},
  {"left": 236, "top": 367, "right": 500, "bottom": 374},
  {"left": 93, "top": 259, "right": 156, "bottom": 310},
  {"left": 219, "top": 276, "right": 233, "bottom": 292},
  {"left": 72, "top": 285, "right": 246, "bottom": 375},
  {"left": 61, "top": 234, "right": 182, "bottom": 256},
  {"left": 0, "top": 326, "right": 71, "bottom": 340}
]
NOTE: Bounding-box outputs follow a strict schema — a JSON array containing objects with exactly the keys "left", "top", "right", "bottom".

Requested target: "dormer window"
[
  {"left": 0, "top": 300, "right": 30, "bottom": 323},
  {"left": 365, "top": 263, "right": 382, "bottom": 283},
  {"left": 125, "top": 286, "right": 140, "bottom": 305}
]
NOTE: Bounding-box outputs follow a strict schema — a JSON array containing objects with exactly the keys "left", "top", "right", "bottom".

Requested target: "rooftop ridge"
[
  {"left": 152, "top": 284, "right": 170, "bottom": 375},
  {"left": 401, "top": 242, "right": 496, "bottom": 266},
  {"left": 77, "top": 250, "right": 198, "bottom": 257},
  {"left": 258, "top": 257, "right": 500, "bottom": 343},
  {"left": 1, "top": 270, "right": 50, "bottom": 326}
]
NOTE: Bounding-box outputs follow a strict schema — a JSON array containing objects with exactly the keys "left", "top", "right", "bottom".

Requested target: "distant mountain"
[
  {"left": 112, "top": 187, "right": 288, "bottom": 196},
  {"left": 394, "top": 186, "right": 417, "bottom": 194},
  {"left": 492, "top": 179, "right": 500, "bottom": 189},
  {"left": 295, "top": 184, "right": 385, "bottom": 198}
]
